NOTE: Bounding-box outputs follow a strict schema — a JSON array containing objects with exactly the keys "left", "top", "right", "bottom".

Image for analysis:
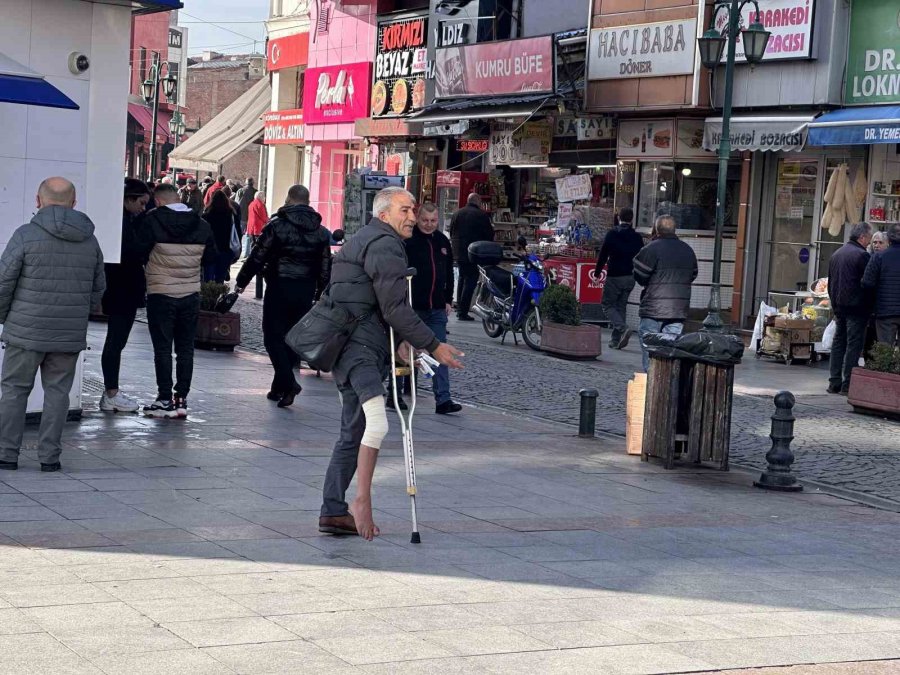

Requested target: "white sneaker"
[{"left": 100, "top": 392, "right": 140, "bottom": 413}]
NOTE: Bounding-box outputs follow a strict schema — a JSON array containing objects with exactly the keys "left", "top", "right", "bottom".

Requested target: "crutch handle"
[
  {"left": 405, "top": 267, "right": 417, "bottom": 279},
  {"left": 394, "top": 367, "right": 412, "bottom": 377}
]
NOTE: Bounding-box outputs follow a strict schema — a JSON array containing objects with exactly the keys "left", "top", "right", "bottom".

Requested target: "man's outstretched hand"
[{"left": 432, "top": 343, "right": 464, "bottom": 369}]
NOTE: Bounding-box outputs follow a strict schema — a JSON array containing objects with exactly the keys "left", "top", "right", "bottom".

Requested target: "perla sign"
[{"left": 588, "top": 18, "right": 697, "bottom": 80}]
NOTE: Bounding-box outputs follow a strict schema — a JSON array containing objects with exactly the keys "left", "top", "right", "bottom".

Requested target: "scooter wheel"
[
  {"left": 482, "top": 318, "right": 503, "bottom": 338},
  {"left": 521, "top": 310, "right": 542, "bottom": 351}
]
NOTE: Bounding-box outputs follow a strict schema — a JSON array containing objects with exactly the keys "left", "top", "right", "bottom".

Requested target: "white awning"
[
  {"left": 169, "top": 77, "right": 271, "bottom": 173},
  {"left": 703, "top": 115, "right": 815, "bottom": 153}
]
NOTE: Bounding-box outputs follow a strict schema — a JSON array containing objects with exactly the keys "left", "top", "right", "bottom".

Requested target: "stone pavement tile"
[
  {"left": 0, "top": 632, "right": 103, "bottom": 673},
  {"left": 360, "top": 657, "right": 489, "bottom": 674},
  {"left": 23, "top": 601, "right": 152, "bottom": 632},
  {"left": 314, "top": 632, "right": 455, "bottom": 666},
  {"left": 16, "top": 530, "right": 118, "bottom": 548},
  {"left": 125, "top": 540, "right": 237, "bottom": 560},
  {"left": 456, "top": 561, "right": 589, "bottom": 584},
  {"left": 104, "top": 528, "right": 206, "bottom": 546},
  {"left": 415, "top": 625, "right": 551, "bottom": 656},
  {"left": 161, "top": 557, "right": 271, "bottom": 577},
  {"left": 130, "top": 594, "right": 257, "bottom": 623},
  {"left": 607, "top": 615, "right": 744, "bottom": 643},
  {"left": 0, "top": 478, "right": 95, "bottom": 493},
  {"left": 53, "top": 624, "right": 191, "bottom": 659},
  {"left": 90, "top": 649, "right": 230, "bottom": 675},
  {"left": 161, "top": 616, "right": 297, "bottom": 647},
  {"left": 803, "top": 588, "right": 900, "bottom": 610},
  {"left": 68, "top": 561, "right": 178, "bottom": 583},
  {"left": 35, "top": 545, "right": 146, "bottom": 567},
  {"left": 271, "top": 610, "right": 404, "bottom": 639},
  {"left": 511, "top": 620, "right": 645, "bottom": 649},
  {"left": 466, "top": 599, "right": 597, "bottom": 624},
  {"left": 691, "top": 612, "right": 823, "bottom": 638},
  {"left": 368, "top": 604, "right": 502, "bottom": 632},
  {"left": 0, "top": 582, "right": 117, "bottom": 608},
  {"left": 0, "top": 565, "right": 83, "bottom": 587},
  {"left": 492, "top": 544, "right": 605, "bottom": 563},
  {"left": 192, "top": 571, "right": 323, "bottom": 596},
  {"left": 0, "top": 607, "right": 45, "bottom": 634},
  {"left": 96, "top": 577, "right": 211, "bottom": 602},
  {"left": 186, "top": 524, "right": 288, "bottom": 541},
  {"left": 203, "top": 640, "right": 356, "bottom": 674},
  {"left": 0, "top": 493, "right": 43, "bottom": 507},
  {"left": 229, "top": 590, "right": 353, "bottom": 616},
  {"left": 216, "top": 537, "right": 339, "bottom": 567}
]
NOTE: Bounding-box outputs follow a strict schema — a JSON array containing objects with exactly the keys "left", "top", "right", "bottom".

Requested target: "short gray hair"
[
  {"left": 873, "top": 231, "right": 889, "bottom": 243},
  {"left": 419, "top": 201, "right": 438, "bottom": 214},
  {"left": 654, "top": 214, "right": 677, "bottom": 234},
  {"left": 373, "top": 187, "right": 414, "bottom": 218},
  {"left": 849, "top": 222, "right": 873, "bottom": 242}
]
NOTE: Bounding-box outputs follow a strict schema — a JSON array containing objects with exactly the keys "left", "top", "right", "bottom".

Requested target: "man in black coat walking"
[
  {"left": 235, "top": 184, "right": 332, "bottom": 408},
  {"left": 449, "top": 193, "right": 493, "bottom": 320},
  {"left": 827, "top": 222, "right": 873, "bottom": 394},
  {"left": 595, "top": 207, "right": 644, "bottom": 350},
  {"left": 862, "top": 222, "right": 900, "bottom": 347}
]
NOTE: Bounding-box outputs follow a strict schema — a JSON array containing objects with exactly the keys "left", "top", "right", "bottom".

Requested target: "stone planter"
[
  {"left": 195, "top": 310, "right": 241, "bottom": 352},
  {"left": 541, "top": 321, "right": 601, "bottom": 359},
  {"left": 847, "top": 366, "right": 900, "bottom": 418}
]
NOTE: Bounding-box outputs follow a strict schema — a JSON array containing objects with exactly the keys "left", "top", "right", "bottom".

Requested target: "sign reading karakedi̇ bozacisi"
[{"left": 588, "top": 18, "right": 697, "bottom": 80}]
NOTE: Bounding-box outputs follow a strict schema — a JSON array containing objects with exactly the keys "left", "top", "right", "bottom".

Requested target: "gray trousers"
[
  {"left": 0, "top": 346, "right": 78, "bottom": 464},
  {"left": 602, "top": 275, "right": 635, "bottom": 337}
]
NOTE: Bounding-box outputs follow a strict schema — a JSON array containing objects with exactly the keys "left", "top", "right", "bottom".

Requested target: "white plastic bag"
[
  {"left": 751, "top": 302, "right": 778, "bottom": 350},
  {"left": 821, "top": 319, "right": 836, "bottom": 352}
]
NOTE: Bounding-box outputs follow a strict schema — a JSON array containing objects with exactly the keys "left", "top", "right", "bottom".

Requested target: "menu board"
[{"left": 617, "top": 119, "right": 674, "bottom": 159}]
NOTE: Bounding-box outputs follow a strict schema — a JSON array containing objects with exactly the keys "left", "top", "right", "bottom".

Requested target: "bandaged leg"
[
  {"left": 351, "top": 395, "right": 388, "bottom": 540},
  {"left": 361, "top": 396, "right": 389, "bottom": 449}
]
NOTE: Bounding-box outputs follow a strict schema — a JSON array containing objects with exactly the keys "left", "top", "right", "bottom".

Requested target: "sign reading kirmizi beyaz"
[
  {"left": 373, "top": 15, "right": 428, "bottom": 116},
  {"left": 588, "top": 18, "right": 697, "bottom": 80},
  {"left": 845, "top": 0, "right": 900, "bottom": 104}
]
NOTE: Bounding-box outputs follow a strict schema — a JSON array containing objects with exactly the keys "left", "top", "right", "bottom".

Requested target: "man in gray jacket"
[
  {"left": 0, "top": 178, "right": 105, "bottom": 471},
  {"left": 319, "top": 187, "right": 463, "bottom": 541}
]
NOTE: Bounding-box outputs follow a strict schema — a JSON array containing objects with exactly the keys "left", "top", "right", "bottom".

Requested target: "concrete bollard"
[
  {"left": 754, "top": 391, "right": 803, "bottom": 492},
  {"left": 579, "top": 389, "right": 599, "bottom": 438}
]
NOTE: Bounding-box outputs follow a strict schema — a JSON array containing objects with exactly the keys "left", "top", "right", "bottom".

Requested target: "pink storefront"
[{"left": 303, "top": 1, "right": 378, "bottom": 231}]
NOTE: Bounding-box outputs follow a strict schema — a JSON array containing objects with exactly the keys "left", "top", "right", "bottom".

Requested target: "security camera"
[{"left": 68, "top": 52, "right": 90, "bottom": 75}]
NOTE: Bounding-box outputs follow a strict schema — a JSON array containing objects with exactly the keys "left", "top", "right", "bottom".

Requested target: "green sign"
[{"left": 845, "top": 0, "right": 900, "bottom": 105}]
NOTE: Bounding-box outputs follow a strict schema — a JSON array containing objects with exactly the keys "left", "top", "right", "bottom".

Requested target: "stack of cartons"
[{"left": 626, "top": 372, "right": 647, "bottom": 455}]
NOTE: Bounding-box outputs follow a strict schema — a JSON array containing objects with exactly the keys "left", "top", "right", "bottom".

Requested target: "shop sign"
[
  {"left": 438, "top": 21, "right": 471, "bottom": 47},
  {"left": 303, "top": 62, "right": 372, "bottom": 125},
  {"left": 355, "top": 117, "right": 424, "bottom": 138},
  {"left": 715, "top": 0, "right": 814, "bottom": 62},
  {"left": 676, "top": 119, "right": 711, "bottom": 158},
  {"left": 617, "top": 119, "right": 674, "bottom": 159},
  {"left": 579, "top": 263, "right": 604, "bottom": 304},
  {"left": 434, "top": 36, "right": 554, "bottom": 98},
  {"left": 267, "top": 33, "right": 310, "bottom": 71},
  {"left": 703, "top": 117, "right": 811, "bottom": 152},
  {"left": 168, "top": 28, "right": 182, "bottom": 50},
  {"left": 262, "top": 109, "right": 304, "bottom": 145},
  {"left": 587, "top": 18, "right": 697, "bottom": 81},
  {"left": 436, "top": 170, "right": 461, "bottom": 188},
  {"left": 555, "top": 116, "right": 616, "bottom": 141},
  {"left": 557, "top": 203, "right": 573, "bottom": 228},
  {"left": 374, "top": 15, "right": 429, "bottom": 116},
  {"left": 488, "top": 121, "right": 552, "bottom": 166},
  {"left": 457, "top": 139, "right": 489, "bottom": 153},
  {"left": 555, "top": 174, "right": 593, "bottom": 203},
  {"left": 845, "top": 0, "right": 900, "bottom": 104}
]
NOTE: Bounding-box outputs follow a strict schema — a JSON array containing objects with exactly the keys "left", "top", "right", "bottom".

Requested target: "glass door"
[{"left": 768, "top": 157, "right": 819, "bottom": 293}]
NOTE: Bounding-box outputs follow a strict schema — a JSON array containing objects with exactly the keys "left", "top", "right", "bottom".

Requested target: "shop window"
[{"left": 768, "top": 158, "right": 819, "bottom": 293}]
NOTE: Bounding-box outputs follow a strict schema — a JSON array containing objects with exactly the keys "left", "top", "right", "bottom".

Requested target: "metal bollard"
[
  {"left": 578, "top": 388, "right": 599, "bottom": 438},
  {"left": 754, "top": 391, "right": 803, "bottom": 492}
]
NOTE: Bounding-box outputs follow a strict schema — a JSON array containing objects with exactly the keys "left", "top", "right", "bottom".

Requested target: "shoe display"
[
  {"left": 0, "top": 461, "right": 17, "bottom": 471},
  {"left": 40, "top": 462, "right": 61, "bottom": 473},
  {"left": 435, "top": 400, "right": 462, "bottom": 415},
  {"left": 174, "top": 397, "right": 188, "bottom": 418},
  {"left": 143, "top": 400, "right": 178, "bottom": 419},
  {"left": 457, "top": 314, "right": 475, "bottom": 322},
  {"left": 617, "top": 329, "right": 633, "bottom": 350},
  {"left": 99, "top": 391, "right": 140, "bottom": 413},
  {"left": 318, "top": 514, "right": 359, "bottom": 536}
]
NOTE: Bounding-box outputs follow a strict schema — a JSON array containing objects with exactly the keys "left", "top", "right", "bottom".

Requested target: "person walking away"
[
  {"left": 138, "top": 183, "right": 217, "bottom": 418},
  {"left": 235, "top": 185, "right": 331, "bottom": 408},
  {"left": 203, "top": 175, "right": 226, "bottom": 207},
  {"left": 633, "top": 215, "right": 698, "bottom": 372},
  {"left": 827, "top": 222, "right": 873, "bottom": 394},
  {"left": 202, "top": 190, "right": 238, "bottom": 283},
  {"left": 178, "top": 178, "right": 203, "bottom": 215},
  {"left": 236, "top": 178, "right": 257, "bottom": 254},
  {"left": 403, "top": 201, "right": 462, "bottom": 415},
  {"left": 99, "top": 179, "right": 150, "bottom": 413},
  {"left": 243, "top": 191, "right": 268, "bottom": 259},
  {"left": 449, "top": 193, "right": 493, "bottom": 321},
  {"left": 319, "top": 187, "right": 464, "bottom": 540},
  {"left": 595, "top": 207, "right": 644, "bottom": 350},
  {"left": 0, "top": 178, "right": 105, "bottom": 471},
  {"left": 862, "top": 223, "right": 900, "bottom": 347}
]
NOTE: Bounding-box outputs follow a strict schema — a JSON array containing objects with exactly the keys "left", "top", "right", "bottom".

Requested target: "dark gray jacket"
[
  {"left": 828, "top": 240, "right": 871, "bottom": 317},
  {"left": 329, "top": 218, "right": 440, "bottom": 360},
  {"left": 862, "top": 242, "right": 900, "bottom": 318},
  {"left": 0, "top": 206, "right": 105, "bottom": 352},
  {"left": 633, "top": 233, "right": 698, "bottom": 320}
]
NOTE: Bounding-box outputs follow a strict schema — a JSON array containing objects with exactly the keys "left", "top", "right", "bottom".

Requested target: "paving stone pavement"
[{"left": 231, "top": 295, "right": 900, "bottom": 508}]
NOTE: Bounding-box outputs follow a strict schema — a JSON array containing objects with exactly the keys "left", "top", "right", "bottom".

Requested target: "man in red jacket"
[{"left": 203, "top": 176, "right": 226, "bottom": 207}]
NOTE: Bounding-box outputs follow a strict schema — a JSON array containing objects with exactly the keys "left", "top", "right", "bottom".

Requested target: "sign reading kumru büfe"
[
  {"left": 845, "top": 0, "right": 900, "bottom": 105},
  {"left": 588, "top": 18, "right": 697, "bottom": 80}
]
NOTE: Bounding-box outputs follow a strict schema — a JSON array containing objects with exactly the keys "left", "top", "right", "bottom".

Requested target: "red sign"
[
  {"left": 302, "top": 62, "right": 373, "bottom": 125},
  {"left": 578, "top": 263, "right": 605, "bottom": 304},
  {"left": 434, "top": 36, "right": 554, "bottom": 98},
  {"left": 267, "top": 34, "right": 309, "bottom": 71},
  {"left": 263, "top": 109, "right": 304, "bottom": 145},
  {"left": 457, "top": 139, "right": 489, "bottom": 153}
]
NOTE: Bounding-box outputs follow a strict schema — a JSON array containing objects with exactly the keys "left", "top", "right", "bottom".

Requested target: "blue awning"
[
  {"left": 0, "top": 53, "right": 79, "bottom": 110},
  {"left": 807, "top": 106, "right": 900, "bottom": 146}
]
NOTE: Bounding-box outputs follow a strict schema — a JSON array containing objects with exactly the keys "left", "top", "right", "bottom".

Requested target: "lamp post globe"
[
  {"left": 741, "top": 22, "right": 771, "bottom": 64},
  {"left": 697, "top": 28, "right": 727, "bottom": 69},
  {"left": 141, "top": 79, "right": 153, "bottom": 103},
  {"left": 163, "top": 75, "right": 177, "bottom": 100}
]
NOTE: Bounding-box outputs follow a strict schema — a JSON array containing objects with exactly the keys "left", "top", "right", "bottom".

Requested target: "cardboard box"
[
  {"left": 625, "top": 373, "right": 647, "bottom": 456},
  {"left": 774, "top": 316, "right": 814, "bottom": 329}
]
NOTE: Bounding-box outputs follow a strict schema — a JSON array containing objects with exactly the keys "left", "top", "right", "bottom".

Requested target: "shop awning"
[
  {"left": 703, "top": 116, "right": 814, "bottom": 153},
  {"left": 807, "top": 106, "right": 900, "bottom": 146},
  {"left": 413, "top": 92, "right": 559, "bottom": 124},
  {"left": 0, "top": 53, "right": 78, "bottom": 110},
  {"left": 127, "top": 103, "right": 171, "bottom": 144},
  {"left": 168, "top": 77, "right": 270, "bottom": 173}
]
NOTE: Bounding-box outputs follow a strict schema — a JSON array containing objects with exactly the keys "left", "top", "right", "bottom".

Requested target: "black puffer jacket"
[
  {"left": 404, "top": 226, "right": 455, "bottom": 311},
  {"left": 828, "top": 240, "right": 871, "bottom": 317},
  {"left": 449, "top": 205, "right": 493, "bottom": 264},
  {"left": 102, "top": 209, "right": 147, "bottom": 314},
  {"left": 633, "top": 233, "right": 698, "bottom": 320},
  {"left": 862, "top": 243, "right": 900, "bottom": 318},
  {"left": 235, "top": 204, "right": 332, "bottom": 293}
]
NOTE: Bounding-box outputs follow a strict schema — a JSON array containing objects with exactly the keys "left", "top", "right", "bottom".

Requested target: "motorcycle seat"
[{"left": 484, "top": 265, "right": 513, "bottom": 297}]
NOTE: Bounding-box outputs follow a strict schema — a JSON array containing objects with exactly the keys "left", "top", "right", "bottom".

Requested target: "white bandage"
[{"left": 361, "top": 396, "right": 389, "bottom": 449}]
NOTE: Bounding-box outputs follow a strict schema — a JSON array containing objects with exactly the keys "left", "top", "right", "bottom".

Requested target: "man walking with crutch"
[{"left": 318, "top": 187, "right": 464, "bottom": 541}]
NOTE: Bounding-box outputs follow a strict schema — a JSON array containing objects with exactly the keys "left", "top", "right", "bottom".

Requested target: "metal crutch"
[{"left": 389, "top": 267, "right": 421, "bottom": 544}]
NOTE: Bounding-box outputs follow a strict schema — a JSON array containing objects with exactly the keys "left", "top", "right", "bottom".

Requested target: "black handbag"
[
  {"left": 214, "top": 291, "right": 239, "bottom": 314},
  {"left": 284, "top": 294, "right": 370, "bottom": 373}
]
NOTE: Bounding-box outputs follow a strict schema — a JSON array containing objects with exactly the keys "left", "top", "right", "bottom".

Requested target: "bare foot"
[{"left": 349, "top": 499, "right": 380, "bottom": 541}]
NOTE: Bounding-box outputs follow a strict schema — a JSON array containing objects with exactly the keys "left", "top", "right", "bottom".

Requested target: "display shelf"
[
  {"left": 871, "top": 220, "right": 900, "bottom": 225},
  {"left": 872, "top": 193, "right": 900, "bottom": 198}
]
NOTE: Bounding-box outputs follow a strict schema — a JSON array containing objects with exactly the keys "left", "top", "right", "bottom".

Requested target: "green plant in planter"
[
  {"left": 199, "top": 281, "right": 228, "bottom": 312},
  {"left": 539, "top": 284, "right": 581, "bottom": 326},
  {"left": 865, "top": 343, "right": 900, "bottom": 375}
]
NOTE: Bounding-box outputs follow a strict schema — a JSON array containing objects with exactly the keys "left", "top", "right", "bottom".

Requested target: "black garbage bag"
[{"left": 643, "top": 331, "right": 743, "bottom": 365}]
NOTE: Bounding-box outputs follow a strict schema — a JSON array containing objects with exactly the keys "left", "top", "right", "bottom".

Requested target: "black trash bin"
[{"left": 641, "top": 332, "right": 743, "bottom": 470}]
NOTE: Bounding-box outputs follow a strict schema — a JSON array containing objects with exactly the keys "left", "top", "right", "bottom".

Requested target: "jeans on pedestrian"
[
  {"left": 638, "top": 318, "right": 684, "bottom": 372},
  {"left": 0, "top": 346, "right": 78, "bottom": 464},
  {"left": 829, "top": 314, "right": 867, "bottom": 391},
  {"left": 100, "top": 309, "right": 137, "bottom": 391},
  {"left": 203, "top": 252, "right": 233, "bottom": 283},
  {"left": 456, "top": 262, "right": 478, "bottom": 317},
  {"left": 146, "top": 293, "right": 200, "bottom": 401},
  {"left": 241, "top": 234, "right": 256, "bottom": 259},
  {"left": 876, "top": 317, "right": 900, "bottom": 346},
  {"left": 263, "top": 278, "right": 316, "bottom": 395},
  {"left": 602, "top": 275, "right": 635, "bottom": 340},
  {"left": 416, "top": 309, "right": 450, "bottom": 405}
]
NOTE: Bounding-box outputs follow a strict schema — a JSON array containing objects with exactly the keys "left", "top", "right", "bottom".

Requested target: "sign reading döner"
[{"left": 434, "top": 36, "right": 554, "bottom": 98}]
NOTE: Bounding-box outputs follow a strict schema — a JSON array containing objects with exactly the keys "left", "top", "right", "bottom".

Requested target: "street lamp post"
[
  {"left": 142, "top": 53, "right": 177, "bottom": 183},
  {"left": 697, "top": 1, "right": 770, "bottom": 331},
  {"left": 168, "top": 110, "right": 186, "bottom": 183}
]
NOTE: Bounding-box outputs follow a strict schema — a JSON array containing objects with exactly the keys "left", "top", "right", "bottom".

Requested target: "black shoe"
[
  {"left": 40, "top": 462, "right": 61, "bottom": 473},
  {"left": 386, "top": 395, "right": 408, "bottom": 411},
  {"left": 0, "top": 461, "right": 17, "bottom": 471},
  {"left": 266, "top": 391, "right": 282, "bottom": 401},
  {"left": 277, "top": 386, "right": 301, "bottom": 408},
  {"left": 826, "top": 385, "right": 842, "bottom": 394},
  {"left": 436, "top": 400, "right": 462, "bottom": 415},
  {"left": 839, "top": 386, "right": 849, "bottom": 396},
  {"left": 457, "top": 314, "right": 475, "bottom": 322},
  {"left": 616, "top": 329, "right": 633, "bottom": 350}
]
